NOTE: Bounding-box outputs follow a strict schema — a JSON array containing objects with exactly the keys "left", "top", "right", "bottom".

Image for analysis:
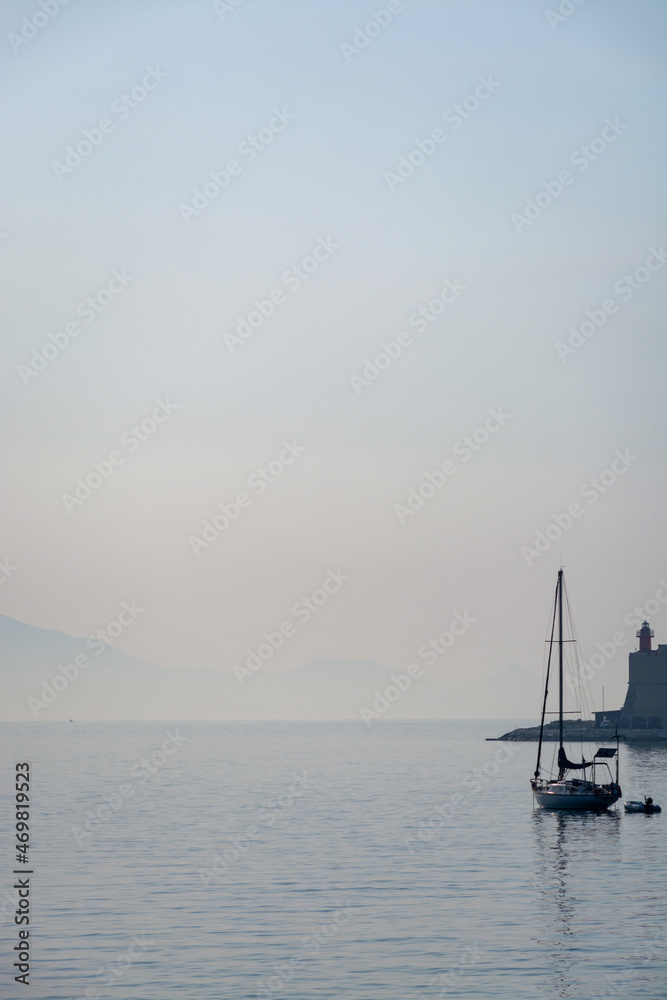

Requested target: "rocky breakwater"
[
  {"left": 490, "top": 719, "right": 596, "bottom": 741},
  {"left": 488, "top": 719, "right": 667, "bottom": 742}
]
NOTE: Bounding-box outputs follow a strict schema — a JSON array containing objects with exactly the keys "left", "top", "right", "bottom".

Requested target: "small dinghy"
[{"left": 624, "top": 797, "right": 661, "bottom": 813}]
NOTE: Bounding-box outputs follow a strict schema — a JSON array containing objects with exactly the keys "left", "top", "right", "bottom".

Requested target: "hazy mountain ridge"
[{"left": 0, "top": 615, "right": 541, "bottom": 721}]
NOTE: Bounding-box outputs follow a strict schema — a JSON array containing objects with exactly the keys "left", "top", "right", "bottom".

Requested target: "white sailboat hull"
[{"left": 531, "top": 779, "right": 621, "bottom": 811}]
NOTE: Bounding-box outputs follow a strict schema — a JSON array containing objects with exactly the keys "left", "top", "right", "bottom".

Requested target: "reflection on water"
[
  {"left": 532, "top": 809, "right": 621, "bottom": 998},
  {"left": 529, "top": 739, "right": 667, "bottom": 1000}
]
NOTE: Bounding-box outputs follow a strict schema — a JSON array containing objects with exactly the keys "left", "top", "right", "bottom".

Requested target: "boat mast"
[
  {"left": 558, "top": 568, "right": 564, "bottom": 751},
  {"left": 534, "top": 575, "right": 559, "bottom": 779}
]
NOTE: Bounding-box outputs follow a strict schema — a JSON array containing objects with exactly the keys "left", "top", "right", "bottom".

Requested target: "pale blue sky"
[{"left": 1, "top": 0, "right": 666, "bottom": 717}]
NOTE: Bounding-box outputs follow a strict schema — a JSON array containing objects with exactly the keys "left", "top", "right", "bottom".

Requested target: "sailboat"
[{"left": 530, "top": 569, "right": 622, "bottom": 810}]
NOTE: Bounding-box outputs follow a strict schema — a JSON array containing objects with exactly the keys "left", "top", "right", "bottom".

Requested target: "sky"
[{"left": 1, "top": 0, "right": 666, "bottom": 718}]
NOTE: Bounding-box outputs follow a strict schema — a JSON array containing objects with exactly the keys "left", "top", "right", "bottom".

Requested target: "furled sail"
[{"left": 557, "top": 747, "right": 593, "bottom": 771}]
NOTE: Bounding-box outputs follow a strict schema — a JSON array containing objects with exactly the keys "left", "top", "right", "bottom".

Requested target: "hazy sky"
[{"left": 1, "top": 0, "right": 666, "bottom": 717}]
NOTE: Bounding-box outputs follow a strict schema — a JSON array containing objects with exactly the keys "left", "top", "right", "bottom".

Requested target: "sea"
[{"left": 1, "top": 720, "right": 665, "bottom": 1000}]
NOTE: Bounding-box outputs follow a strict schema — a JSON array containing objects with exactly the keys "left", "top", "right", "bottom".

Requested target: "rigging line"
[
  {"left": 535, "top": 575, "right": 559, "bottom": 779},
  {"left": 562, "top": 579, "right": 596, "bottom": 760},
  {"left": 563, "top": 584, "right": 584, "bottom": 749},
  {"left": 567, "top": 586, "right": 594, "bottom": 724},
  {"left": 558, "top": 569, "right": 564, "bottom": 754}
]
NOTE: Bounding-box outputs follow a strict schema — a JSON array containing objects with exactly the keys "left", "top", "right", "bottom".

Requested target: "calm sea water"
[{"left": 1, "top": 720, "right": 665, "bottom": 999}]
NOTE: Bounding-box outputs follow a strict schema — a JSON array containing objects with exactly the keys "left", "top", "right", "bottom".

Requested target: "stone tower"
[{"left": 619, "top": 622, "right": 667, "bottom": 729}]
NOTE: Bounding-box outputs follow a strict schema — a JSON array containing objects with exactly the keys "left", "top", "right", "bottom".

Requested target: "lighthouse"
[
  {"left": 617, "top": 620, "right": 667, "bottom": 730},
  {"left": 637, "top": 620, "right": 654, "bottom": 652}
]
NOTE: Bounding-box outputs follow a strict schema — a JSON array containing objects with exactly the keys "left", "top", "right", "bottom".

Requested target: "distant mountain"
[
  {"left": 0, "top": 615, "right": 541, "bottom": 721},
  {"left": 0, "top": 614, "right": 200, "bottom": 721}
]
